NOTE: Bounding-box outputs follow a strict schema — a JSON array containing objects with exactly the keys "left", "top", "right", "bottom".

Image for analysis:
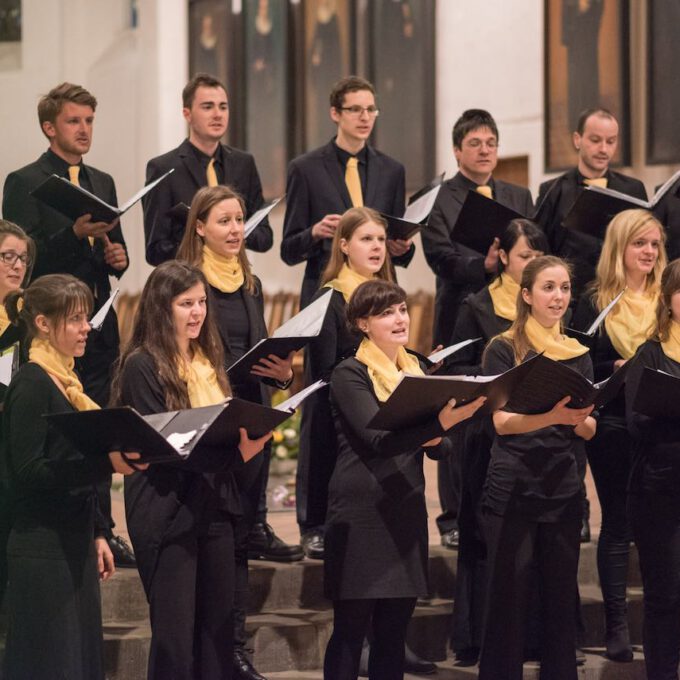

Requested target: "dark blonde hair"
[
  {"left": 493, "top": 255, "right": 572, "bottom": 365},
  {"left": 592, "top": 209, "right": 667, "bottom": 312},
  {"left": 5, "top": 274, "right": 93, "bottom": 345},
  {"left": 176, "top": 185, "right": 256, "bottom": 294},
  {"left": 38, "top": 82, "right": 97, "bottom": 137},
  {"left": 0, "top": 220, "right": 36, "bottom": 285},
  {"left": 654, "top": 259, "right": 680, "bottom": 343},
  {"left": 320, "top": 207, "right": 394, "bottom": 285},
  {"left": 111, "top": 261, "right": 230, "bottom": 410}
]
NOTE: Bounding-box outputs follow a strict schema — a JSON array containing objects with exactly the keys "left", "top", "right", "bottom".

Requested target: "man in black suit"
[
  {"left": 281, "top": 75, "right": 414, "bottom": 309},
  {"left": 421, "top": 109, "right": 533, "bottom": 549},
  {"left": 143, "top": 73, "right": 273, "bottom": 265},
  {"left": 2, "top": 82, "right": 134, "bottom": 567},
  {"left": 536, "top": 107, "right": 647, "bottom": 303}
]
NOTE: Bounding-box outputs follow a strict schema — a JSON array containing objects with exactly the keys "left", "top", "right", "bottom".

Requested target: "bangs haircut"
[{"left": 347, "top": 280, "right": 407, "bottom": 332}]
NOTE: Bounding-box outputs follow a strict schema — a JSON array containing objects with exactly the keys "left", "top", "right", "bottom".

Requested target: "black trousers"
[
  {"left": 0, "top": 492, "right": 10, "bottom": 607},
  {"left": 436, "top": 447, "right": 462, "bottom": 535},
  {"left": 323, "top": 597, "right": 416, "bottom": 680},
  {"left": 479, "top": 511, "right": 580, "bottom": 680},
  {"left": 233, "top": 442, "right": 270, "bottom": 648},
  {"left": 630, "top": 490, "right": 680, "bottom": 680},
  {"left": 586, "top": 420, "right": 632, "bottom": 632},
  {"left": 147, "top": 520, "right": 235, "bottom": 680}
]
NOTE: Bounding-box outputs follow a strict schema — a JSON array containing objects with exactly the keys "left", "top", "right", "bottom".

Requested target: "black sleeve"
[
  {"left": 142, "top": 157, "right": 178, "bottom": 266},
  {"left": 482, "top": 337, "right": 514, "bottom": 377},
  {"left": 330, "top": 361, "right": 446, "bottom": 457},
  {"left": 572, "top": 295, "right": 619, "bottom": 381},
  {"left": 242, "top": 156, "right": 274, "bottom": 253},
  {"left": 387, "top": 164, "right": 416, "bottom": 269},
  {"left": 445, "top": 297, "right": 486, "bottom": 375},
  {"left": 4, "top": 371, "right": 112, "bottom": 490},
  {"left": 305, "top": 291, "right": 346, "bottom": 382}
]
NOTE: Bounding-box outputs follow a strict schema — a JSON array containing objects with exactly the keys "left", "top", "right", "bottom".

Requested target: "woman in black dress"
[
  {"left": 177, "top": 184, "right": 297, "bottom": 679},
  {"left": 572, "top": 208, "right": 666, "bottom": 661},
  {"left": 112, "top": 261, "right": 271, "bottom": 680},
  {"left": 626, "top": 259, "right": 680, "bottom": 679},
  {"left": 1, "top": 273, "right": 142, "bottom": 680},
  {"left": 0, "top": 219, "right": 35, "bottom": 606},
  {"left": 323, "top": 279, "right": 485, "bottom": 680},
  {"left": 296, "top": 206, "right": 394, "bottom": 559},
  {"left": 448, "top": 218, "right": 547, "bottom": 662},
  {"left": 479, "top": 256, "right": 596, "bottom": 680}
]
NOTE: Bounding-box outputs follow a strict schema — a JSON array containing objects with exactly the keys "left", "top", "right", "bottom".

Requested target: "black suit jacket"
[
  {"left": 2, "top": 152, "right": 128, "bottom": 403},
  {"left": 422, "top": 172, "right": 533, "bottom": 346},
  {"left": 535, "top": 167, "right": 647, "bottom": 301},
  {"left": 280, "top": 140, "right": 412, "bottom": 307},
  {"left": 143, "top": 139, "right": 273, "bottom": 265},
  {"left": 654, "top": 177, "right": 680, "bottom": 261}
]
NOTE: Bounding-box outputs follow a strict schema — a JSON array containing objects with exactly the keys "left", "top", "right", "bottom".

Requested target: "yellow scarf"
[
  {"left": 604, "top": 288, "right": 657, "bottom": 360},
  {"left": 354, "top": 337, "right": 424, "bottom": 402},
  {"left": 325, "top": 264, "right": 371, "bottom": 303},
  {"left": 201, "top": 245, "right": 244, "bottom": 294},
  {"left": 488, "top": 273, "right": 520, "bottom": 322},
  {"left": 0, "top": 305, "right": 10, "bottom": 335},
  {"left": 661, "top": 320, "right": 680, "bottom": 364},
  {"left": 29, "top": 338, "right": 100, "bottom": 411},
  {"left": 504, "top": 315, "right": 588, "bottom": 361},
  {"left": 178, "top": 347, "right": 227, "bottom": 408}
]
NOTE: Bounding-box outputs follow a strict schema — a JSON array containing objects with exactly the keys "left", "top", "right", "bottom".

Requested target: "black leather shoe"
[
  {"left": 404, "top": 644, "right": 436, "bottom": 674},
  {"left": 301, "top": 529, "right": 324, "bottom": 559},
  {"left": 108, "top": 535, "right": 136, "bottom": 568},
  {"left": 580, "top": 517, "right": 591, "bottom": 543},
  {"left": 233, "top": 648, "right": 268, "bottom": 680},
  {"left": 454, "top": 647, "right": 479, "bottom": 666},
  {"left": 247, "top": 523, "right": 303, "bottom": 562},
  {"left": 440, "top": 528, "right": 459, "bottom": 549}
]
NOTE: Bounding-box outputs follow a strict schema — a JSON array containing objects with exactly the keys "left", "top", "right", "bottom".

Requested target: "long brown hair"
[
  {"left": 320, "top": 207, "right": 394, "bottom": 285},
  {"left": 654, "top": 259, "right": 680, "bottom": 342},
  {"left": 592, "top": 209, "right": 667, "bottom": 311},
  {"left": 111, "top": 261, "right": 230, "bottom": 410},
  {"left": 489, "top": 255, "right": 572, "bottom": 365},
  {"left": 176, "top": 185, "right": 257, "bottom": 294}
]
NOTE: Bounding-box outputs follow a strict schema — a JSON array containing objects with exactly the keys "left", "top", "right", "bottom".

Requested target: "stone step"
[
  {"left": 267, "top": 650, "right": 650, "bottom": 679},
  {"left": 99, "top": 587, "right": 645, "bottom": 679},
  {"left": 98, "top": 542, "right": 642, "bottom": 624}
]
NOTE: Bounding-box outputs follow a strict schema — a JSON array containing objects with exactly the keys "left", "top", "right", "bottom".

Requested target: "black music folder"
[
  {"left": 564, "top": 290, "right": 625, "bottom": 347},
  {"left": 562, "top": 169, "right": 680, "bottom": 240},
  {"left": 44, "top": 382, "right": 327, "bottom": 465},
  {"left": 632, "top": 368, "right": 680, "bottom": 420},
  {"left": 31, "top": 169, "right": 174, "bottom": 224},
  {"left": 227, "top": 288, "right": 333, "bottom": 381},
  {"left": 381, "top": 175, "right": 444, "bottom": 240},
  {"left": 452, "top": 190, "right": 525, "bottom": 254},
  {"left": 368, "top": 352, "right": 632, "bottom": 430}
]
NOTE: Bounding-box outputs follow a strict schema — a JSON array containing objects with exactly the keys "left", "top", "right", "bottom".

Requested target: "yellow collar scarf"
[
  {"left": 0, "top": 305, "right": 10, "bottom": 336},
  {"left": 604, "top": 288, "right": 657, "bottom": 360},
  {"left": 201, "top": 245, "right": 244, "bottom": 294},
  {"left": 503, "top": 314, "right": 588, "bottom": 361},
  {"left": 325, "top": 264, "right": 371, "bottom": 303},
  {"left": 178, "top": 347, "right": 228, "bottom": 407},
  {"left": 354, "top": 337, "right": 424, "bottom": 402},
  {"left": 661, "top": 320, "right": 680, "bottom": 364},
  {"left": 488, "top": 273, "right": 520, "bottom": 322},
  {"left": 29, "top": 338, "right": 100, "bottom": 411}
]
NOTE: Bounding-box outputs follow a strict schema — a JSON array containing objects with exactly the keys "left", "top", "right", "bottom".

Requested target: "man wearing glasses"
[{"left": 281, "top": 75, "right": 414, "bottom": 309}]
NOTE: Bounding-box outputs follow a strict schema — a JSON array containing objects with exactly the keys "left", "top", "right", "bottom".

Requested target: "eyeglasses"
[
  {"left": 464, "top": 139, "right": 498, "bottom": 150},
  {"left": 338, "top": 106, "right": 380, "bottom": 118},
  {"left": 0, "top": 251, "right": 29, "bottom": 266}
]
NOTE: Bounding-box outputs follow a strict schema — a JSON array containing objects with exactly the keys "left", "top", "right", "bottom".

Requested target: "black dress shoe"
[
  {"left": 108, "top": 535, "right": 136, "bottom": 568},
  {"left": 247, "top": 523, "right": 304, "bottom": 562},
  {"left": 233, "top": 648, "right": 268, "bottom": 680},
  {"left": 454, "top": 647, "right": 479, "bottom": 666},
  {"left": 580, "top": 517, "right": 591, "bottom": 543},
  {"left": 301, "top": 529, "right": 324, "bottom": 559},
  {"left": 440, "top": 528, "right": 459, "bottom": 549},
  {"left": 404, "top": 644, "right": 436, "bottom": 674}
]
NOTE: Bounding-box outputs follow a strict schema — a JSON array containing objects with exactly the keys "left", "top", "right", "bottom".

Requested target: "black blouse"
[{"left": 482, "top": 339, "right": 593, "bottom": 522}]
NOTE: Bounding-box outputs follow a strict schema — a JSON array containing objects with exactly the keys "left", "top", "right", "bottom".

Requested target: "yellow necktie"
[
  {"left": 206, "top": 158, "right": 218, "bottom": 187},
  {"left": 584, "top": 177, "right": 608, "bottom": 189},
  {"left": 345, "top": 157, "right": 363, "bottom": 207},
  {"left": 69, "top": 165, "right": 94, "bottom": 247},
  {"left": 476, "top": 184, "right": 493, "bottom": 199}
]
